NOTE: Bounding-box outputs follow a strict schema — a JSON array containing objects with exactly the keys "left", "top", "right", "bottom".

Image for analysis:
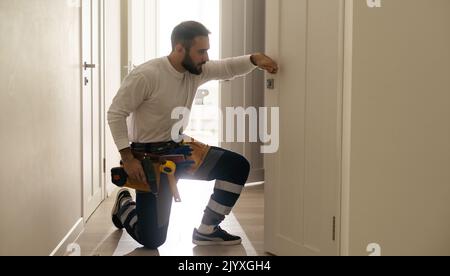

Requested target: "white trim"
[
  {"left": 50, "top": 219, "right": 84, "bottom": 256},
  {"left": 245, "top": 181, "right": 264, "bottom": 187},
  {"left": 263, "top": 0, "right": 280, "bottom": 254},
  {"left": 100, "top": 0, "right": 107, "bottom": 202},
  {"left": 120, "top": 0, "right": 129, "bottom": 81},
  {"left": 144, "top": 0, "right": 157, "bottom": 60},
  {"left": 340, "top": 0, "right": 354, "bottom": 257}
]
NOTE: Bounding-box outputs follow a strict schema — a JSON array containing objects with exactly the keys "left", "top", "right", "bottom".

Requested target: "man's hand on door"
[{"left": 251, "top": 53, "right": 279, "bottom": 74}]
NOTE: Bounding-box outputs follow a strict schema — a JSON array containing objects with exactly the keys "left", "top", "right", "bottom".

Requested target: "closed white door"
[
  {"left": 264, "top": 0, "right": 344, "bottom": 256},
  {"left": 82, "top": 0, "right": 103, "bottom": 221}
]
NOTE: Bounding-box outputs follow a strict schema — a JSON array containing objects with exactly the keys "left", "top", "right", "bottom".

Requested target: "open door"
[
  {"left": 82, "top": 0, "right": 104, "bottom": 221},
  {"left": 220, "top": 0, "right": 266, "bottom": 184},
  {"left": 264, "top": 0, "right": 344, "bottom": 256}
]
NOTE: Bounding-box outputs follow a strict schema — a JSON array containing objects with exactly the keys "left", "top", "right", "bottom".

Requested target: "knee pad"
[{"left": 209, "top": 148, "right": 250, "bottom": 185}]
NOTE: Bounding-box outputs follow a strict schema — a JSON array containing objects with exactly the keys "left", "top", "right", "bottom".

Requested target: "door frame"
[
  {"left": 220, "top": 0, "right": 266, "bottom": 184},
  {"left": 340, "top": 0, "right": 353, "bottom": 257}
]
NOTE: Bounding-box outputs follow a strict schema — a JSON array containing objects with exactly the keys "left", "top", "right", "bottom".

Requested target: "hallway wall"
[
  {"left": 0, "top": 0, "right": 82, "bottom": 255},
  {"left": 346, "top": 0, "right": 450, "bottom": 255}
]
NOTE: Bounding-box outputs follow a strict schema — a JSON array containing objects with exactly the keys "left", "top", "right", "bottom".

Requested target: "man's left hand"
[{"left": 251, "top": 53, "right": 279, "bottom": 74}]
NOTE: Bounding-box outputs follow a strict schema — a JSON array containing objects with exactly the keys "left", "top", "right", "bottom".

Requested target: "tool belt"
[{"left": 111, "top": 137, "right": 211, "bottom": 202}]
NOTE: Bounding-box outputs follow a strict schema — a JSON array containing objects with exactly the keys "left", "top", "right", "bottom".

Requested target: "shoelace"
[{"left": 214, "top": 226, "right": 229, "bottom": 234}]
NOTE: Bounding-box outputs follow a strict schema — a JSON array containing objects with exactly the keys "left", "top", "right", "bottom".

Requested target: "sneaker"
[
  {"left": 192, "top": 226, "right": 242, "bottom": 246},
  {"left": 111, "top": 188, "right": 132, "bottom": 229}
]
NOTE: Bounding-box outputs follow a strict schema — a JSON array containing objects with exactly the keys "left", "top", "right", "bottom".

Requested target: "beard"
[{"left": 182, "top": 51, "right": 205, "bottom": 75}]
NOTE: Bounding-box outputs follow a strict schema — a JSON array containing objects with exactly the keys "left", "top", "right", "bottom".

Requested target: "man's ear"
[{"left": 175, "top": 44, "right": 185, "bottom": 54}]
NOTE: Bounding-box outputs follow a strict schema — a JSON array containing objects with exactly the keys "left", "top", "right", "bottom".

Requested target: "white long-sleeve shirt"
[{"left": 108, "top": 55, "right": 257, "bottom": 151}]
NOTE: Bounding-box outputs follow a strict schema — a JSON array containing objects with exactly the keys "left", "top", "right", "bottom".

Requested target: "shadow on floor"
[
  {"left": 193, "top": 245, "right": 248, "bottom": 256},
  {"left": 123, "top": 247, "right": 160, "bottom": 256}
]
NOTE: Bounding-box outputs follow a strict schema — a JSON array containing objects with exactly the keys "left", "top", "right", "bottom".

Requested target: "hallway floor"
[{"left": 74, "top": 181, "right": 266, "bottom": 256}]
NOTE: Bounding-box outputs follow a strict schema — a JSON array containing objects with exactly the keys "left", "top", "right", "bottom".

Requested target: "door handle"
[
  {"left": 84, "top": 62, "right": 96, "bottom": 70},
  {"left": 267, "top": 79, "right": 275, "bottom": 90}
]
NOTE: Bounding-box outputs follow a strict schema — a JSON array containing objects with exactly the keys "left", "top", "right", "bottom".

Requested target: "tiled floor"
[{"left": 74, "top": 180, "right": 265, "bottom": 256}]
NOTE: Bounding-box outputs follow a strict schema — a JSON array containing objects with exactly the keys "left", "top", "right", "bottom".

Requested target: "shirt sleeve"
[
  {"left": 107, "top": 72, "right": 152, "bottom": 151},
  {"left": 199, "top": 55, "right": 257, "bottom": 85}
]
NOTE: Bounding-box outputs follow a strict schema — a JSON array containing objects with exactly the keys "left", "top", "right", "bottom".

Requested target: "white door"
[
  {"left": 264, "top": 0, "right": 344, "bottom": 256},
  {"left": 82, "top": 0, "right": 103, "bottom": 220}
]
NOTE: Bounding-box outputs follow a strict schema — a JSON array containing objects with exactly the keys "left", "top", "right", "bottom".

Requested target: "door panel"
[
  {"left": 82, "top": 0, "right": 103, "bottom": 221},
  {"left": 264, "top": 0, "right": 343, "bottom": 256}
]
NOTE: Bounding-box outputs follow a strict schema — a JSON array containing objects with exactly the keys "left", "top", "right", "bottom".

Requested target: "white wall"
[
  {"left": 0, "top": 0, "right": 82, "bottom": 255},
  {"left": 346, "top": 0, "right": 450, "bottom": 255}
]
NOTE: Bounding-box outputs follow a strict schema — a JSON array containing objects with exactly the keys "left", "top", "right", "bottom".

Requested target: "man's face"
[{"left": 182, "top": 36, "right": 210, "bottom": 75}]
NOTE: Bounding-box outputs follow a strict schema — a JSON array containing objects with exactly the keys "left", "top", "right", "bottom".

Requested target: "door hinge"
[
  {"left": 103, "top": 158, "right": 106, "bottom": 174},
  {"left": 332, "top": 216, "right": 336, "bottom": 241}
]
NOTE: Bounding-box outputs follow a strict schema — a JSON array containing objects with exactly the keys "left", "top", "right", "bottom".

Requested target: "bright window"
[{"left": 130, "top": 0, "right": 220, "bottom": 146}]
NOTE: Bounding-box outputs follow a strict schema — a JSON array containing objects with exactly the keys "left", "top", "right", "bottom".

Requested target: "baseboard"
[{"left": 50, "top": 218, "right": 84, "bottom": 256}]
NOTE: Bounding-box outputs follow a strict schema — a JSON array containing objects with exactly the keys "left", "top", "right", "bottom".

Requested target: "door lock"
[{"left": 267, "top": 79, "right": 275, "bottom": 90}]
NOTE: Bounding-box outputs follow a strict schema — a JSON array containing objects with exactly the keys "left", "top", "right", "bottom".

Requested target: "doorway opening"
[{"left": 129, "top": 0, "right": 220, "bottom": 146}]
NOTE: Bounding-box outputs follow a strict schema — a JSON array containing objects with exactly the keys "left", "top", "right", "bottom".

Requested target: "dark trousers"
[{"left": 122, "top": 146, "right": 250, "bottom": 249}]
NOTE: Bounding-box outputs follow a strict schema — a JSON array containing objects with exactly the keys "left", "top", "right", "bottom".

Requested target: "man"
[{"left": 108, "top": 21, "right": 278, "bottom": 249}]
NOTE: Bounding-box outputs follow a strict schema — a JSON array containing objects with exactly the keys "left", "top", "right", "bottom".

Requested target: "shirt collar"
[{"left": 164, "top": 56, "right": 186, "bottom": 80}]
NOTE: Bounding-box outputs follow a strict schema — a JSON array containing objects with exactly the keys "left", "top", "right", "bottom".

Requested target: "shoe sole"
[
  {"left": 111, "top": 188, "right": 129, "bottom": 229},
  {"left": 192, "top": 239, "right": 242, "bottom": 246}
]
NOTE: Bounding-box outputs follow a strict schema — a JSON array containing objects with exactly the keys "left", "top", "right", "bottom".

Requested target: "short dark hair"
[{"left": 171, "top": 21, "right": 211, "bottom": 51}]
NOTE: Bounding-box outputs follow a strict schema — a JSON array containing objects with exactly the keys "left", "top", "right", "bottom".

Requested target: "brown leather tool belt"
[{"left": 122, "top": 138, "right": 211, "bottom": 195}]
